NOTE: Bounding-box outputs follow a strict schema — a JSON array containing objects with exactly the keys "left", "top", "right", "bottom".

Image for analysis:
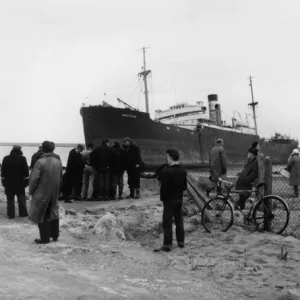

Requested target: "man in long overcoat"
[
  {"left": 30, "top": 145, "right": 43, "bottom": 169},
  {"left": 209, "top": 138, "right": 227, "bottom": 182},
  {"left": 110, "top": 141, "right": 128, "bottom": 200},
  {"left": 28, "top": 141, "right": 62, "bottom": 244},
  {"left": 235, "top": 148, "right": 259, "bottom": 210},
  {"left": 286, "top": 149, "right": 300, "bottom": 197},
  {"left": 90, "top": 139, "right": 115, "bottom": 200},
  {"left": 1, "top": 145, "right": 29, "bottom": 219},
  {"left": 64, "top": 144, "right": 85, "bottom": 202},
  {"left": 123, "top": 137, "right": 142, "bottom": 199}
]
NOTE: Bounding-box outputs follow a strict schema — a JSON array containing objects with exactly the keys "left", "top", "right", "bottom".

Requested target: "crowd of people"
[
  {"left": 0, "top": 139, "right": 188, "bottom": 250},
  {"left": 59, "top": 137, "right": 144, "bottom": 203},
  {"left": 0, "top": 137, "right": 146, "bottom": 244}
]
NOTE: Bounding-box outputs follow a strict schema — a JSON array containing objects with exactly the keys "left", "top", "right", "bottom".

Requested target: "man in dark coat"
[
  {"left": 29, "top": 141, "right": 62, "bottom": 244},
  {"left": 154, "top": 148, "right": 187, "bottom": 253},
  {"left": 90, "top": 139, "right": 115, "bottom": 200},
  {"left": 64, "top": 144, "right": 85, "bottom": 202},
  {"left": 1, "top": 145, "right": 29, "bottom": 219},
  {"left": 209, "top": 138, "right": 227, "bottom": 182},
  {"left": 123, "top": 137, "right": 142, "bottom": 199},
  {"left": 208, "top": 138, "right": 227, "bottom": 196},
  {"left": 235, "top": 148, "right": 259, "bottom": 210},
  {"left": 30, "top": 145, "right": 43, "bottom": 169},
  {"left": 110, "top": 141, "right": 127, "bottom": 200}
]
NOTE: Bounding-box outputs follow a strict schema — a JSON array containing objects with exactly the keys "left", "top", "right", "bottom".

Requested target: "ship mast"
[
  {"left": 248, "top": 75, "right": 258, "bottom": 136},
  {"left": 138, "top": 47, "right": 151, "bottom": 114}
]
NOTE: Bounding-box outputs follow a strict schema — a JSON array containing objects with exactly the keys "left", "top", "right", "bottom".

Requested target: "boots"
[
  {"left": 135, "top": 189, "right": 140, "bottom": 199},
  {"left": 126, "top": 188, "right": 134, "bottom": 199}
]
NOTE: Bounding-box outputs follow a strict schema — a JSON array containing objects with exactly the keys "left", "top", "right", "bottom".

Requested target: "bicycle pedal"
[
  {"left": 244, "top": 219, "right": 251, "bottom": 226},
  {"left": 235, "top": 212, "right": 242, "bottom": 218}
]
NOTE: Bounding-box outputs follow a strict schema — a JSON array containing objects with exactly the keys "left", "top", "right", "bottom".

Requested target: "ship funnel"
[
  {"left": 215, "top": 103, "right": 222, "bottom": 126},
  {"left": 208, "top": 94, "right": 219, "bottom": 124}
]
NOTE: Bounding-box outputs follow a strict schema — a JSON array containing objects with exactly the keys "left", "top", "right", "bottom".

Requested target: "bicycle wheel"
[
  {"left": 253, "top": 195, "right": 290, "bottom": 234},
  {"left": 201, "top": 197, "right": 234, "bottom": 233}
]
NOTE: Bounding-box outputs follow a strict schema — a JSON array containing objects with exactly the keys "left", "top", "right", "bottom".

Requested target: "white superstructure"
[
  {"left": 154, "top": 101, "right": 209, "bottom": 130},
  {"left": 154, "top": 95, "right": 256, "bottom": 135}
]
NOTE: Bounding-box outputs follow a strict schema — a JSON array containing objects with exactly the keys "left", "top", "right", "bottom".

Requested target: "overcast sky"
[{"left": 0, "top": 0, "right": 299, "bottom": 143}]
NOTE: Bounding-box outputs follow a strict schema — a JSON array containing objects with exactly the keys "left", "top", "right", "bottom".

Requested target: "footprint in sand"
[
  {"left": 258, "top": 250, "right": 278, "bottom": 258},
  {"left": 237, "top": 238, "right": 248, "bottom": 245},
  {"left": 251, "top": 257, "right": 268, "bottom": 264},
  {"left": 230, "top": 248, "right": 245, "bottom": 255}
]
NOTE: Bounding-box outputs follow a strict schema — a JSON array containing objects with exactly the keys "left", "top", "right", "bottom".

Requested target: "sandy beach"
[{"left": 0, "top": 179, "right": 300, "bottom": 299}]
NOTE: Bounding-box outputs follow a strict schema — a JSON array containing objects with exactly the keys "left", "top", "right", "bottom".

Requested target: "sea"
[{"left": 0, "top": 145, "right": 74, "bottom": 167}]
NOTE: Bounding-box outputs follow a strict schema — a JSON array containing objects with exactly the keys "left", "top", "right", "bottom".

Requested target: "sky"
[{"left": 0, "top": 0, "right": 299, "bottom": 143}]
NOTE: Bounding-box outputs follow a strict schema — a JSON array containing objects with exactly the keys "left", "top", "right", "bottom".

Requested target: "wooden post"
[{"left": 263, "top": 156, "right": 272, "bottom": 231}]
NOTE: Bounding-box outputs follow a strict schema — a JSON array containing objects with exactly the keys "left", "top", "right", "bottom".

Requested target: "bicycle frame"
[
  {"left": 202, "top": 179, "right": 290, "bottom": 234},
  {"left": 216, "top": 179, "right": 262, "bottom": 219}
]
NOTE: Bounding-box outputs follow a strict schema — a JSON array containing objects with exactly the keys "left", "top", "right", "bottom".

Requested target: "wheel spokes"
[
  {"left": 253, "top": 197, "right": 289, "bottom": 234},
  {"left": 202, "top": 199, "right": 233, "bottom": 233}
]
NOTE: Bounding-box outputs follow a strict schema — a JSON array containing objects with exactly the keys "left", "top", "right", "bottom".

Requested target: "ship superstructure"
[{"left": 155, "top": 94, "right": 256, "bottom": 135}]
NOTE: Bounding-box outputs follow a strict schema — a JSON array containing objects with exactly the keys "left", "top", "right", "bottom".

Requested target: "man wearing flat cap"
[
  {"left": 64, "top": 144, "right": 85, "bottom": 202},
  {"left": 209, "top": 138, "right": 227, "bottom": 182},
  {"left": 30, "top": 145, "right": 43, "bottom": 169},
  {"left": 29, "top": 141, "right": 62, "bottom": 244}
]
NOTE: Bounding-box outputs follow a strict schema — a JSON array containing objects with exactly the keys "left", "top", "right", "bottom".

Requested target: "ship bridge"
[{"left": 154, "top": 101, "right": 209, "bottom": 130}]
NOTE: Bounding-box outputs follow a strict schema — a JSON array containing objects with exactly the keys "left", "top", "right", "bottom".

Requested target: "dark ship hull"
[{"left": 80, "top": 105, "right": 298, "bottom": 169}]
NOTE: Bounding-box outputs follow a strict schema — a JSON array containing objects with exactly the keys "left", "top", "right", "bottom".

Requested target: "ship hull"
[{"left": 80, "top": 106, "right": 298, "bottom": 169}]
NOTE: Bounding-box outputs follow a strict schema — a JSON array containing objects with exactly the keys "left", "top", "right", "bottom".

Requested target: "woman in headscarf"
[{"left": 285, "top": 149, "right": 300, "bottom": 197}]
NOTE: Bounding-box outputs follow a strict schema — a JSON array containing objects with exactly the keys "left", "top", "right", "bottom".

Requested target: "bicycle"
[{"left": 201, "top": 179, "right": 290, "bottom": 234}]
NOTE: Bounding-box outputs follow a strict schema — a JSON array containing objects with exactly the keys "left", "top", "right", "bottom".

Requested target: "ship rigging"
[{"left": 248, "top": 75, "right": 258, "bottom": 136}]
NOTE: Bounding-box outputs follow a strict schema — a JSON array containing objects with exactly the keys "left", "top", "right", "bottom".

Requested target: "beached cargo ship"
[
  {"left": 80, "top": 96, "right": 297, "bottom": 168},
  {"left": 80, "top": 49, "right": 298, "bottom": 169}
]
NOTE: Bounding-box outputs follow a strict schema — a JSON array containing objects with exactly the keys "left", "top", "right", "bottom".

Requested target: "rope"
[
  {"left": 150, "top": 73, "right": 154, "bottom": 114},
  {"left": 137, "top": 77, "right": 142, "bottom": 110},
  {"left": 130, "top": 76, "right": 140, "bottom": 97}
]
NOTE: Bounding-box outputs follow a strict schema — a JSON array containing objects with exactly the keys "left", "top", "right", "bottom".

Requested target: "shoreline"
[{"left": 0, "top": 142, "right": 83, "bottom": 147}]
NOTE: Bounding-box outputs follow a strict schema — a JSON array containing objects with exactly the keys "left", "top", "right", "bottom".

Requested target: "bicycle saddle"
[{"left": 256, "top": 182, "right": 265, "bottom": 189}]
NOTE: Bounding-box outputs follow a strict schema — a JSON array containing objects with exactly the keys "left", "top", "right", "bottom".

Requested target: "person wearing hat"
[
  {"left": 110, "top": 141, "right": 128, "bottom": 200},
  {"left": 285, "top": 149, "right": 300, "bottom": 197},
  {"left": 90, "top": 139, "right": 116, "bottom": 200},
  {"left": 123, "top": 137, "right": 142, "bottom": 199},
  {"left": 63, "top": 144, "right": 85, "bottom": 202},
  {"left": 208, "top": 138, "right": 227, "bottom": 187},
  {"left": 28, "top": 141, "right": 62, "bottom": 244},
  {"left": 1, "top": 145, "right": 29, "bottom": 219},
  {"left": 249, "top": 141, "right": 265, "bottom": 198},
  {"left": 30, "top": 145, "right": 43, "bottom": 169},
  {"left": 235, "top": 147, "right": 259, "bottom": 210}
]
